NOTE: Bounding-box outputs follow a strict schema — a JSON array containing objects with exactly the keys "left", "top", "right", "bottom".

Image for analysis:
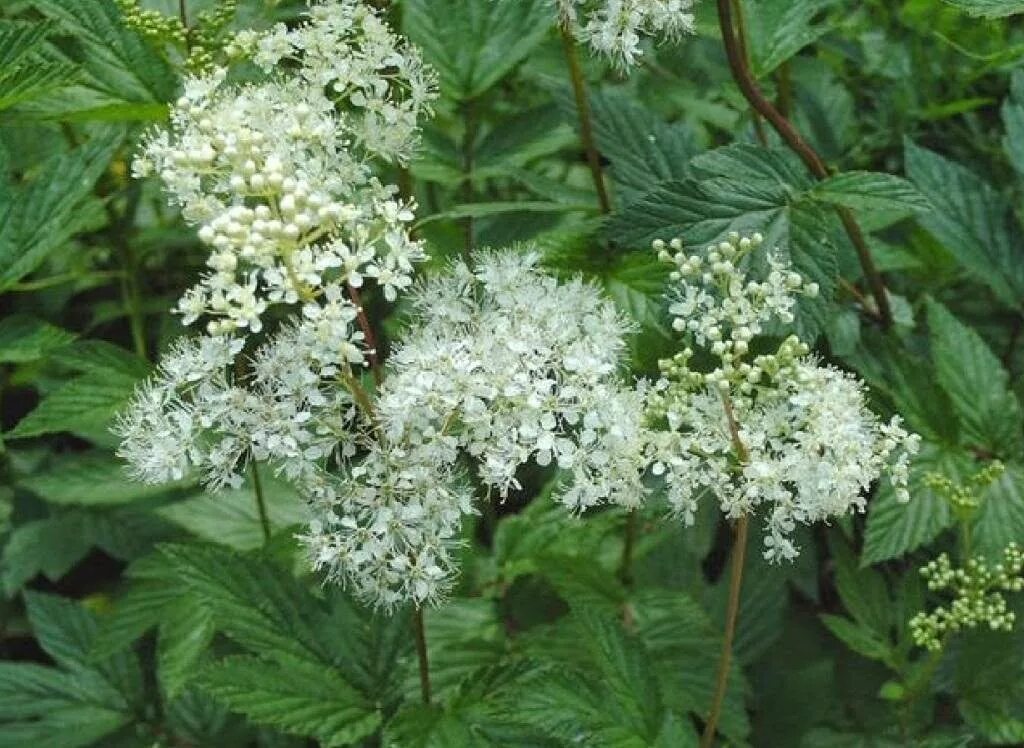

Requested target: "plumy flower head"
[
  {"left": 557, "top": 0, "right": 697, "bottom": 68},
  {"left": 649, "top": 231, "right": 920, "bottom": 560},
  {"left": 136, "top": 0, "right": 436, "bottom": 337},
  {"left": 300, "top": 248, "right": 650, "bottom": 608}
]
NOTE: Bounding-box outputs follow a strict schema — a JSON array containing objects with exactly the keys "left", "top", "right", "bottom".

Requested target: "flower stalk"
[
  {"left": 700, "top": 514, "right": 749, "bottom": 748},
  {"left": 251, "top": 461, "right": 271, "bottom": 544},
  {"left": 413, "top": 606, "right": 432, "bottom": 705},
  {"left": 559, "top": 22, "right": 612, "bottom": 215}
]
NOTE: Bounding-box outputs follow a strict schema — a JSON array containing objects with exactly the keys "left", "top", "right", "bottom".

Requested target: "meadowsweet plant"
[
  {"left": 647, "top": 232, "right": 920, "bottom": 560},
  {"left": 555, "top": 0, "right": 697, "bottom": 67},
  {"left": 9, "top": 0, "right": 1024, "bottom": 745},
  {"left": 646, "top": 232, "right": 920, "bottom": 746}
]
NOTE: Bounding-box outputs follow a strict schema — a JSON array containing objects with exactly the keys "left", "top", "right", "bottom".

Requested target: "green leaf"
[
  {"left": 1, "top": 514, "right": 94, "bottom": 594},
  {"left": 819, "top": 615, "right": 893, "bottom": 664},
  {"left": 415, "top": 200, "right": 592, "bottom": 228},
  {"left": 972, "top": 463, "right": 1024, "bottom": 561},
  {"left": 156, "top": 474, "right": 306, "bottom": 550},
  {"left": 609, "top": 144, "right": 837, "bottom": 337},
  {"left": 160, "top": 544, "right": 330, "bottom": 662},
  {"left": 829, "top": 533, "right": 891, "bottom": 636},
  {"left": 941, "top": 0, "right": 1024, "bottom": 17},
  {"left": 475, "top": 106, "right": 576, "bottom": 172},
  {"left": 589, "top": 90, "right": 698, "bottom": 205},
  {"left": 634, "top": 591, "right": 750, "bottom": 742},
  {"left": 0, "top": 129, "right": 122, "bottom": 290},
  {"left": 1001, "top": 69, "right": 1024, "bottom": 178},
  {"left": 927, "top": 300, "right": 1023, "bottom": 455},
  {"left": 7, "top": 367, "right": 142, "bottom": 443},
  {"left": 517, "top": 612, "right": 668, "bottom": 747},
  {"left": 48, "top": 340, "right": 151, "bottom": 378},
  {"left": 0, "top": 21, "right": 78, "bottom": 111},
  {"left": 198, "top": 653, "right": 380, "bottom": 747},
  {"left": 862, "top": 443, "right": 969, "bottom": 565},
  {"left": 743, "top": 0, "right": 839, "bottom": 76},
  {"left": 403, "top": 0, "right": 551, "bottom": 100},
  {"left": 158, "top": 598, "right": 216, "bottom": 698},
  {"left": 905, "top": 139, "right": 1024, "bottom": 308},
  {"left": 19, "top": 451, "right": 186, "bottom": 506},
  {"left": 808, "top": 171, "right": 932, "bottom": 214},
  {"left": 0, "top": 315, "right": 75, "bottom": 364},
  {"left": 21, "top": 0, "right": 176, "bottom": 120}
]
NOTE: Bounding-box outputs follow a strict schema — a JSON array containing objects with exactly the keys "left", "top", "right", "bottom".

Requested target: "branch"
[{"left": 716, "top": 0, "right": 892, "bottom": 328}]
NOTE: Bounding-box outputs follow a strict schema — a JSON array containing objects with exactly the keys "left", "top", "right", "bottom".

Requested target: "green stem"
[
  {"left": 619, "top": 510, "right": 637, "bottom": 587},
  {"left": 251, "top": 462, "right": 271, "bottom": 544},
  {"left": 413, "top": 606, "right": 432, "bottom": 705},
  {"left": 700, "top": 514, "right": 749, "bottom": 748},
  {"left": 701, "top": 391, "right": 751, "bottom": 748},
  {"left": 461, "top": 98, "right": 478, "bottom": 261},
  {"left": 559, "top": 23, "right": 612, "bottom": 215}
]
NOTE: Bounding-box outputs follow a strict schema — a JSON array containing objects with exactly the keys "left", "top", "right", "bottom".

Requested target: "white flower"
[
  {"left": 137, "top": 0, "right": 436, "bottom": 345},
  {"left": 558, "top": 0, "right": 697, "bottom": 68},
  {"left": 298, "top": 248, "right": 650, "bottom": 608},
  {"left": 649, "top": 231, "right": 920, "bottom": 560}
]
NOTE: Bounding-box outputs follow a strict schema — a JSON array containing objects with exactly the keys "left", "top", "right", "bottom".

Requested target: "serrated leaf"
[
  {"left": 158, "top": 599, "right": 216, "bottom": 698},
  {"left": 743, "top": 0, "right": 840, "bottom": 76},
  {"left": 609, "top": 144, "right": 837, "bottom": 337},
  {"left": 7, "top": 367, "right": 142, "bottom": 442},
  {"left": 862, "top": 443, "right": 969, "bottom": 564},
  {"left": 0, "top": 315, "right": 75, "bottom": 364},
  {"left": 404, "top": 0, "right": 550, "bottom": 100},
  {"left": 634, "top": 591, "right": 750, "bottom": 742},
  {"left": 517, "top": 611, "right": 668, "bottom": 747},
  {"left": 941, "top": 0, "right": 1024, "bottom": 17},
  {"left": 819, "top": 615, "right": 893, "bottom": 664},
  {"left": 19, "top": 451, "right": 186, "bottom": 506},
  {"left": 0, "top": 704, "right": 130, "bottom": 748},
  {"left": 1002, "top": 69, "right": 1024, "bottom": 178},
  {"left": 829, "top": 533, "right": 890, "bottom": 636},
  {"left": 0, "top": 129, "right": 121, "bottom": 290},
  {"left": 588, "top": 90, "right": 698, "bottom": 205},
  {"left": 22, "top": 0, "right": 176, "bottom": 121},
  {"left": 48, "top": 340, "right": 151, "bottom": 377},
  {"left": 1, "top": 514, "right": 93, "bottom": 594},
  {"left": 0, "top": 21, "right": 57, "bottom": 69},
  {"left": 927, "top": 299, "right": 1023, "bottom": 455},
  {"left": 160, "top": 544, "right": 330, "bottom": 662},
  {"left": 156, "top": 475, "right": 305, "bottom": 549},
  {"left": 475, "top": 106, "right": 576, "bottom": 172},
  {"left": 809, "top": 171, "right": 931, "bottom": 213},
  {"left": 199, "top": 653, "right": 380, "bottom": 747},
  {"left": 905, "top": 139, "right": 1024, "bottom": 307},
  {"left": 972, "top": 463, "right": 1024, "bottom": 561}
]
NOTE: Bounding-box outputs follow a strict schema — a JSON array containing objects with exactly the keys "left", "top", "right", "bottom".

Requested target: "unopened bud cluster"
[
  {"left": 556, "top": 0, "right": 696, "bottom": 68},
  {"left": 116, "top": 0, "right": 239, "bottom": 72},
  {"left": 647, "top": 232, "right": 919, "bottom": 560},
  {"left": 923, "top": 460, "right": 1004, "bottom": 514},
  {"left": 910, "top": 543, "right": 1024, "bottom": 651}
]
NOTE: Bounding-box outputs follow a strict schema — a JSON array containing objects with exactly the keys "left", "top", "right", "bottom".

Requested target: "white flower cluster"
[
  {"left": 648, "top": 232, "right": 920, "bottom": 561},
  {"left": 302, "top": 250, "right": 648, "bottom": 608},
  {"left": 557, "top": 0, "right": 696, "bottom": 67},
  {"left": 135, "top": 0, "right": 436, "bottom": 335},
  {"left": 114, "top": 325, "right": 358, "bottom": 491}
]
